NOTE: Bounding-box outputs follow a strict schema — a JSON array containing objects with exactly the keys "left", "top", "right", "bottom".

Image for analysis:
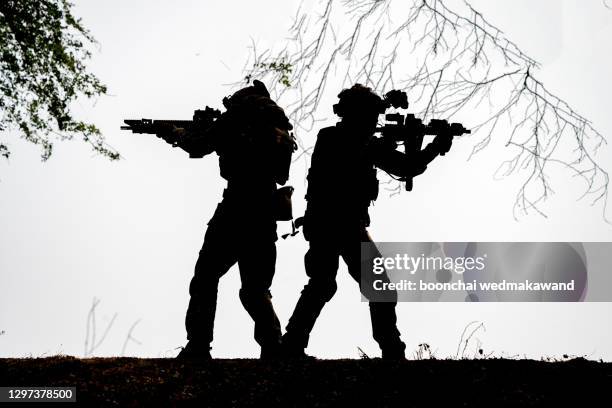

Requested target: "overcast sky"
[{"left": 1, "top": 0, "right": 612, "bottom": 360}]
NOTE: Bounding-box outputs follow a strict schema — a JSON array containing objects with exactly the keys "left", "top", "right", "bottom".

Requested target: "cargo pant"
[
  {"left": 284, "top": 228, "right": 405, "bottom": 353},
  {"left": 184, "top": 197, "right": 282, "bottom": 350}
]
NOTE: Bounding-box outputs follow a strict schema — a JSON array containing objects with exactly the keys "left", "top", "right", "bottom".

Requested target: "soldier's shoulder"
[{"left": 317, "top": 126, "right": 339, "bottom": 139}]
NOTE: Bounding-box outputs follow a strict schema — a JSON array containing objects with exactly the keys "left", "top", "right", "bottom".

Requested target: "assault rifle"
[
  {"left": 376, "top": 90, "right": 470, "bottom": 191},
  {"left": 121, "top": 106, "right": 222, "bottom": 157}
]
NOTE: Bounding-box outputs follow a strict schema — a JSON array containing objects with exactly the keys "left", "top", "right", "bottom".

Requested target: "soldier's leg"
[
  {"left": 184, "top": 219, "right": 237, "bottom": 348},
  {"left": 237, "top": 240, "right": 282, "bottom": 352},
  {"left": 284, "top": 241, "right": 340, "bottom": 350},
  {"left": 343, "top": 230, "right": 406, "bottom": 357}
]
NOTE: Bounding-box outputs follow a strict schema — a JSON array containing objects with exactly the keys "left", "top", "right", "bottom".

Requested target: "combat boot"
[
  {"left": 381, "top": 345, "right": 406, "bottom": 361},
  {"left": 260, "top": 340, "right": 283, "bottom": 360},
  {"left": 176, "top": 340, "right": 212, "bottom": 362},
  {"left": 280, "top": 334, "right": 316, "bottom": 360}
]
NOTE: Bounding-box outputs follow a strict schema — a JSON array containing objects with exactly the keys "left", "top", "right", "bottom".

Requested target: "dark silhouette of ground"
[{"left": 1, "top": 356, "right": 610, "bottom": 406}]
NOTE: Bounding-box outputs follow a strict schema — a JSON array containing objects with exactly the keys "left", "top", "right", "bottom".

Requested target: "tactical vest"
[{"left": 304, "top": 125, "right": 378, "bottom": 232}]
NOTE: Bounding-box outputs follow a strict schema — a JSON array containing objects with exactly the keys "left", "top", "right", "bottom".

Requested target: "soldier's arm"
[
  {"left": 177, "top": 128, "right": 216, "bottom": 159},
  {"left": 370, "top": 135, "right": 452, "bottom": 178},
  {"left": 172, "top": 116, "right": 228, "bottom": 158},
  {"left": 370, "top": 140, "right": 408, "bottom": 177},
  {"left": 412, "top": 135, "right": 453, "bottom": 174}
]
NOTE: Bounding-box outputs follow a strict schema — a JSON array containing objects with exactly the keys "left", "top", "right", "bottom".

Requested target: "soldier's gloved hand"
[
  {"left": 156, "top": 124, "right": 186, "bottom": 146},
  {"left": 171, "top": 126, "right": 188, "bottom": 145},
  {"left": 155, "top": 123, "right": 175, "bottom": 143},
  {"left": 433, "top": 134, "right": 453, "bottom": 155}
]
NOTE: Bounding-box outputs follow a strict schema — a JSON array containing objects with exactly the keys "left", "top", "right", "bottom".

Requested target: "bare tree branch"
[
  {"left": 121, "top": 319, "right": 142, "bottom": 356},
  {"left": 242, "top": 0, "right": 609, "bottom": 220},
  {"left": 455, "top": 320, "right": 485, "bottom": 359},
  {"left": 84, "top": 297, "right": 117, "bottom": 357}
]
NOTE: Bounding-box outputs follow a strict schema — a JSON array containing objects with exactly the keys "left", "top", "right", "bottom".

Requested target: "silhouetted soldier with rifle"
[
  {"left": 281, "top": 84, "right": 467, "bottom": 359},
  {"left": 123, "top": 80, "right": 297, "bottom": 360}
]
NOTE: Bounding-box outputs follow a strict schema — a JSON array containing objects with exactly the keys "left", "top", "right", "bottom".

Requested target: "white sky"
[{"left": 1, "top": 0, "right": 612, "bottom": 360}]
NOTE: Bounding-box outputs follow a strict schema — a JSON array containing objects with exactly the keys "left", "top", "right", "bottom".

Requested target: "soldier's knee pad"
[
  {"left": 188, "top": 275, "right": 210, "bottom": 296},
  {"left": 304, "top": 278, "right": 337, "bottom": 302},
  {"left": 239, "top": 287, "right": 272, "bottom": 303},
  {"left": 189, "top": 270, "right": 221, "bottom": 293}
]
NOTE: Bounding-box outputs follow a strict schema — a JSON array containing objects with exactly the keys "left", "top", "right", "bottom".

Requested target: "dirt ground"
[{"left": 1, "top": 356, "right": 611, "bottom": 406}]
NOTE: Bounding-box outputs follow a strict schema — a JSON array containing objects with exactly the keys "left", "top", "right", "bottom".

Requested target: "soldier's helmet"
[
  {"left": 223, "top": 80, "right": 270, "bottom": 109},
  {"left": 333, "top": 84, "right": 387, "bottom": 119},
  {"left": 223, "top": 80, "right": 293, "bottom": 131}
]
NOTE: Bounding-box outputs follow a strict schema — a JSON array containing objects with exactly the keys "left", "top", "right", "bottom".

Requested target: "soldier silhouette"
[
  {"left": 281, "top": 84, "right": 453, "bottom": 359},
  {"left": 160, "top": 81, "right": 296, "bottom": 360}
]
